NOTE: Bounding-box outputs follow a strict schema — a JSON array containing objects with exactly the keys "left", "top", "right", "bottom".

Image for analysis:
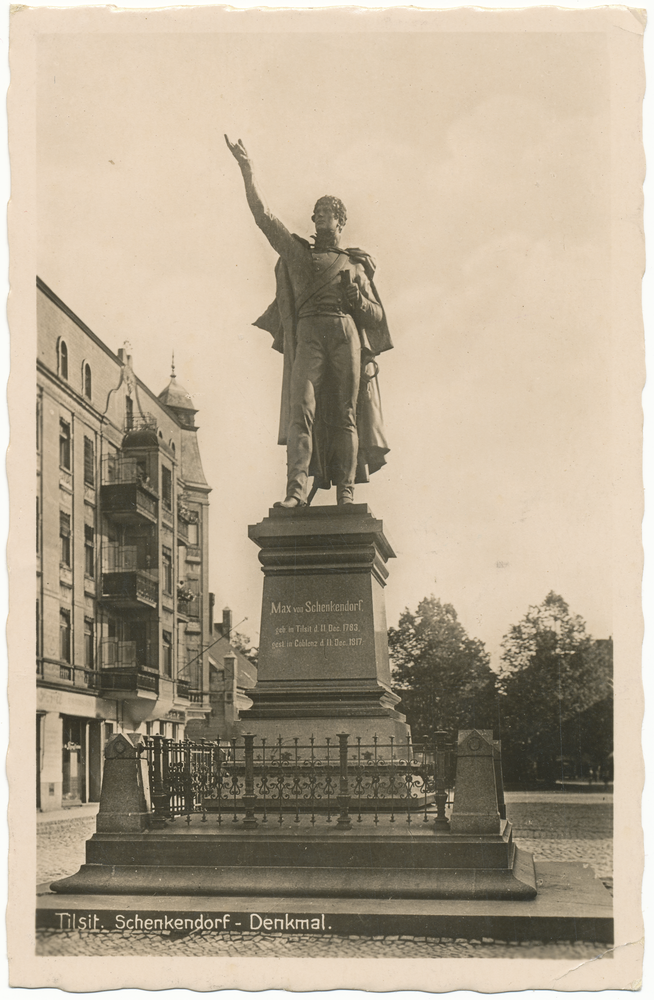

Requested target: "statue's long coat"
[{"left": 253, "top": 239, "right": 393, "bottom": 489}]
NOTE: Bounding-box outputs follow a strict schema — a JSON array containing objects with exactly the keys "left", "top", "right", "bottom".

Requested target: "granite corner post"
[
  {"left": 95, "top": 732, "right": 152, "bottom": 833},
  {"left": 450, "top": 729, "right": 503, "bottom": 835}
]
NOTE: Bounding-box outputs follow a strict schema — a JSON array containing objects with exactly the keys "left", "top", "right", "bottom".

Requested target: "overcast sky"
[{"left": 37, "top": 27, "right": 612, "bottom": 664}]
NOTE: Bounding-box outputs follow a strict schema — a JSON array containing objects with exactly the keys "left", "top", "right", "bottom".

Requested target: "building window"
[
  {"left": 59, "top": 419, "right": 71, "bottom": 470},
  {"left": 60, "top": 511, "right": 71, "bottom": 567},
  {"left": 161, "top": 466, "right": 172, "bottom": 511},
  {"left": 83, "top": 436, "right": 95, "bottom": 486},
  {"left": 59, "top": 340, "right": 68, "bottom": 380},
  {"left": 84, "top": 363, "right": 92, "bottom": 400},
  {"left": 84, "top": 618, "right": 94, "bottom": 669},
  {"left": 125, "top": 395, "right": 134, "bottom": 431},
  {"left": 84, "top": 524, "right": 94, "bottom": 577},
  {"left": 162, "top": 546, "right": 173, "bottom": 594},
  {"left": 162, "top": 631, "right": 172, "bottom": 677},
  {"left": 136, "top": 459, "right": 148, "bottom": 484},
  {"left": 60, "top": 608, "right": 71, "bottom": 663},
  {"left": 36, "top": 398, "right": 41, "bottom": 451},
  {"left": 187, "top": 521, "right": 199, "bottom": 546},
  {"left": 36, "top": 600, "right": 41, "bottom": 658},
  {"left": 36, "top": 497, "right": 40, "bottom": 554}
]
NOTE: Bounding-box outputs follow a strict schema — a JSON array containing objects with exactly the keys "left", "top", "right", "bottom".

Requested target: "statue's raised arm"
[
  {"left": 224, "top": 135, "right": 250, "bottom": 169},
  {"left": 225, "top": 134, "right": 297, "bottom": 260},
  {"left": 225, "top": 134, "right": 269, "bottom": 228},
  {"left": 224, "top": 135, "right": 391, "bottom": 509}
]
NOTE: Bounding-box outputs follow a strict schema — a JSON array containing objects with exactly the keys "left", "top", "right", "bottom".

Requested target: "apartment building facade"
[{"left": 36, "top": 277, "right": 212, "bottom": 810}]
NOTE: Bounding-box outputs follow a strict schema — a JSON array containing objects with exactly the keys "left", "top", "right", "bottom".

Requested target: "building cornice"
[
  {"left": 38, "top": 277, "right": 123, "bottom": 366},
  {"left": 37, "top": 359, "right": 122, "bottom": 435},
  {"left": 37, "top": 276, "right": 190, "bottom": 432}
]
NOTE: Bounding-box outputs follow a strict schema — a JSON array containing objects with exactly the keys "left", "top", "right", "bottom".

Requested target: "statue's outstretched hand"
[{"left": 225, "top": 135, "right": 251, "bottom": 168}]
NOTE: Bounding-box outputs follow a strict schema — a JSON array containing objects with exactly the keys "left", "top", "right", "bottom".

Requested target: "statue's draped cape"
[{"left": 253, "top": 237, "right": 393, "bottom": 490}]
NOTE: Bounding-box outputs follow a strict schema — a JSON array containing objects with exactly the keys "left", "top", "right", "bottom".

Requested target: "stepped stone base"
[
  {"left": 38, "top": 863, "right": 613, "bottom": 943},
  {"left": 240, "top": 676, "right": 410, "bottom": 744},
  {"left": 50, "top": 822, "right": 536, "bottom": 901}
]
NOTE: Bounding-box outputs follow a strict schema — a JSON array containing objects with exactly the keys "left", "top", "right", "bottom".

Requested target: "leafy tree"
[
  {"left": 388, "top": 596, "right": 497, "bottom": 738},
  {"left": 229, "top": 631, "right": 258, "bottom": 668},
  {"left": 497, "top": 592, "right": 612, "bottom": 783},
  {"left": 558, "top": 638, "right": 613, "bottom": 779}
]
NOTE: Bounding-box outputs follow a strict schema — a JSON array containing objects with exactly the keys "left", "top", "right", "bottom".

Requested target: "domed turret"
[
  {"left": 158, "top": 354, "right": 197, "bottom": 429},
  {"left": 122, "top": 427, "right": 159, "bottom": 449}
]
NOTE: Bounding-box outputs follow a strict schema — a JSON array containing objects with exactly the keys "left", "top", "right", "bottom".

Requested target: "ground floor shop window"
[{"left": 61, "top": 716, "right": 86, "bottom": 804}]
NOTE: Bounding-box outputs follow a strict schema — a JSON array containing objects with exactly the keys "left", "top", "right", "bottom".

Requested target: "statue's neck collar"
[{"left": 311, "top": 233, "right": 341, "bottom": 251}]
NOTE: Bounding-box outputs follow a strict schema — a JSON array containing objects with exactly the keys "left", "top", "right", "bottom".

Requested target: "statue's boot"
[
  {"left": 274, "top": 496, "right": 306, "bottom": 509},
  {"left": 337, "top": 485, "right": 355, "bottom": 505}
]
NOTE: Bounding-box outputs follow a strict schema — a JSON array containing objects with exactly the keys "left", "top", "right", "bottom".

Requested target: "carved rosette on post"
[{"left": 241, "top": 504, "right": 410, "bottom": 743}]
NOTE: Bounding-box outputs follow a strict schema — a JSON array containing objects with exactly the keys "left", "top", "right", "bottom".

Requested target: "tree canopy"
[
  {"left": 388, "top": 596, "right": 497, "bottom": 738},
  {"left": 497, "top": 591, "right": 612, "bottom": 783}
]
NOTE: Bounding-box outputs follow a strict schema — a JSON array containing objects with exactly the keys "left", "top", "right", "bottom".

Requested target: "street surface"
[{"left": 36, "top": 792, "right": 612, "bottom": 958}]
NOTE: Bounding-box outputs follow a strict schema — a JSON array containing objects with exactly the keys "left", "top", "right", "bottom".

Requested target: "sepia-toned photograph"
[{"left": 7, "top": 3, "right": 644, "bottom": 992}]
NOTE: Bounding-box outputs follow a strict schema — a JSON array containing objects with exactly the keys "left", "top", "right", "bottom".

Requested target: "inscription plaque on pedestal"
[{"left": 242, "top": 504, "right": 409, "bottom": 742}]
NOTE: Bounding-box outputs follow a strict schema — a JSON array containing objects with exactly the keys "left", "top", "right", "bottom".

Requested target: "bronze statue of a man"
[{"left": 226, "top": 136, "right": 392, "bottom": 508}]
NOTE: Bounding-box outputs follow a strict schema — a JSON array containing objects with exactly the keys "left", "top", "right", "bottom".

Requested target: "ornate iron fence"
[{"left": 143, "top": 732, "right": 457, "bottom": 830}]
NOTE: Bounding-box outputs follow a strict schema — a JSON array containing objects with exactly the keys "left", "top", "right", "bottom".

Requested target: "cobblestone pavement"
[
  {"left": 37, "top": 814, "right": 97, "bottom": 886},
  {"left": 506, "top": 799, "right": 612, "bottom": 840},
  {"left": 36, "top": 928, "right": 610, "bottom": 960},
  {"left": 36, "top": 795, "right": 613, "bottom": 959},
  {"left": 514, "top": 837, "right": 612, "bottom": 884}
]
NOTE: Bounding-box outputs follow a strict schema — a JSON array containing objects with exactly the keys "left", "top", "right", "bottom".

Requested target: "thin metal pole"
[
  {"left": 433, "top": 730, "right": 450, "bottom": 830},
  {"left": 337, "top": 733, "right": 352, "bottom": 829},
  {"left": 149, "top": 734, "right": 168, "bottom": 828},
  {"left": 242, "top": 733, "right": 258, "bottom": 829}
]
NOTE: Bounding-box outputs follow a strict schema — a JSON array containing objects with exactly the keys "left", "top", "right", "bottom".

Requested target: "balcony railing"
[
  {"left": 102, "top": 569, "right": 159, "bottom": 608},
  {"left": 103, "top": 453, "right": 156, "bottom": 487},
  {"left": 101, "top": 483, "right": 158, "bottom": 523},
  {"left": 102, "top": 455, "right": 158, "bottom": 523},
  {"left": 101, "top": 638, "right": 158, "bottom": 671},
  {"left": 177, "top": 597, "right": 200, "bottom": 619},
  {"left": 125, "top": 414, "right": 157, "bottom": 435},
  {"left": 176, "top": 679, "right": 191, "bottom": 700},
  {"left": 37, "top": 660, "right": 100, "bottom": 689},
  {"left": 100, "top": 669, "right": 159, "bottom": 696},
  {"left": 103, "top": 545, "right": 158, "bottom": 574}
]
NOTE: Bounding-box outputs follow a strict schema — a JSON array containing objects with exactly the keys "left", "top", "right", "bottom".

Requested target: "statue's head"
[{"left": 312, "top": 196, "right": 347, "bottom": 235}]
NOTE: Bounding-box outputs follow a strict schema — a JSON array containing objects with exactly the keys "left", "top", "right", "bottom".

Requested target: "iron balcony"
[{"left": 101, "top": 481, "right": 158, "bottom": 524}]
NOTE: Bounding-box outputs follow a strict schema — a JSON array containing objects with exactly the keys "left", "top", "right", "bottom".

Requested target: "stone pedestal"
[{"left": 241, "top": 504, "right": 409, "bottom": 743}]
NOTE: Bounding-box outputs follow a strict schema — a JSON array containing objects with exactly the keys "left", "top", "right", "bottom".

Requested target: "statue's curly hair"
[{"left": 312, "top": 195, "right": 347, "bottom": 230}]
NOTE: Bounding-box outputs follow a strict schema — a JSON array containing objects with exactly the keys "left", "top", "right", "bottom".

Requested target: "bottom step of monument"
[
  {"left": 49, "top": 846, "right": 536, "bottom": 900},
  {"left": 37, "top": 862, "right": 613, "bottom": 943}
]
